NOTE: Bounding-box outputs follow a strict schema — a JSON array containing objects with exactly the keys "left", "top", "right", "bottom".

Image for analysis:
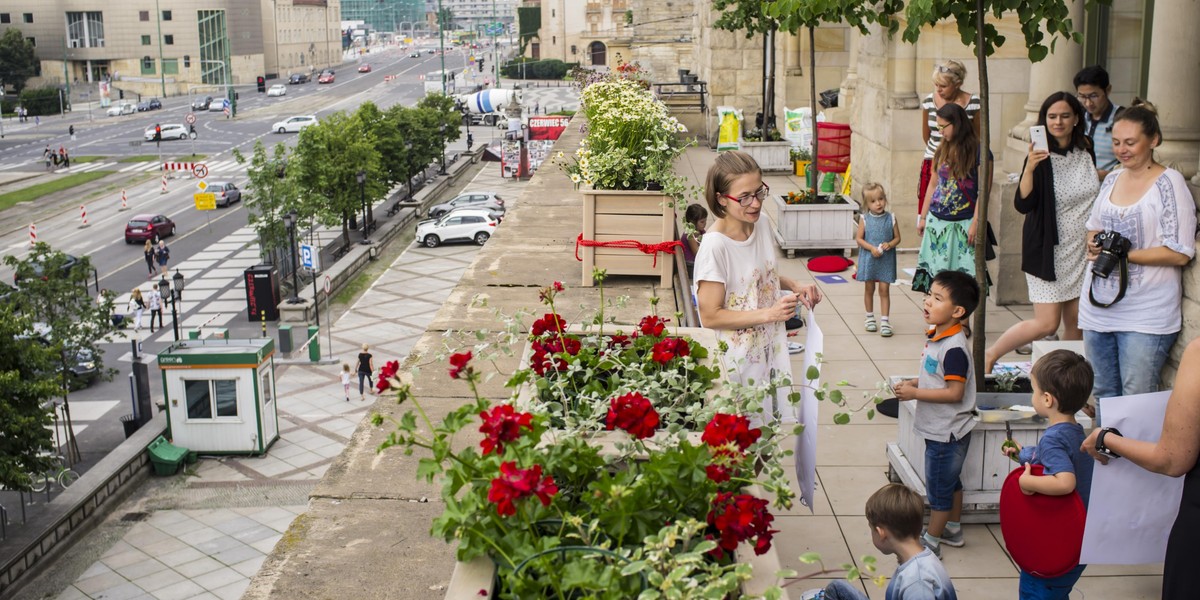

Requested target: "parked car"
[
  {"left": 124, "top": 214, "right": 176, "bottom": 243},
  {"left": 416, "top": 208, "right": 497, "bottom": 248},
  {"left": 13, "top": 254, "right": 82, "bottom": 286},
  {"left": 267, "top": 84, "right": 287, "bottom": 97},
  {"left": 442, "top": 204, "right": 505, "bottom": 223},
  {"left": 21, "top": 323, "right": 99, "bottom": 389},
  {"left": 271, "top": 115, "right": 318, "bottom": 134},
  {"left": 211, "top": 182, "right": 242, "bottom": 207},
  {"left": 106, "top": 102, "right": 136, "bottom": 117},
  {"left": 208, "top": 99, "right": 227, "bottom": 112},
  {"left": 318, "top": 71, "right": 335, "bottom": 84},
  {"left": 144, "top": 124, "right": 189, "bottom": 141},
  {"left": 136, "top": 98, "right": 162, "bottom": 111},
  {"left": 358, "top": 63, "right": 372, "bottom": 73},
  {"left": 288, "top": 73, "right": 310, "bottom": 84},
  {"left": 427, "top": 191, "right": 505, "bottom": 219},
  {"left": 191, "top": 96, "right": 213, "bottom": 111}
]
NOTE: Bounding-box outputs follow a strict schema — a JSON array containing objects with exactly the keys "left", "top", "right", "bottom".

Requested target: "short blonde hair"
[
  {"left": 932, "top": 59, "right": 967, "bottom": 87},
  {"left": 361, "top": 343, "right": 370, "bottom": 352},
  {"left": 704, "top": 151, "right": 762, "bottom": 219}
]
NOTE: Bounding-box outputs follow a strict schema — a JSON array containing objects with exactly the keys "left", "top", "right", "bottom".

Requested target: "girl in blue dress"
[{"left": 855, "top": 183, "right": 901, "bottom": 337}]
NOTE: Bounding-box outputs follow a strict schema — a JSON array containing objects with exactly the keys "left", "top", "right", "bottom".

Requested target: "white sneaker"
[{"left": 788, "top": 342, "right": 805, "bottom": 355}]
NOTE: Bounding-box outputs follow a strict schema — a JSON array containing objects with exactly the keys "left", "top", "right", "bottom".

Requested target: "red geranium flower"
[
  {"left": 487, "top": 461, "right": 558, "bottom": 517},
  {"left": 553, "top": 281, "right": 564, "bottom": 292},
  {"left": 702, "top": 414, "right": 762, "bottom": 454},
  {"left": 530, "top": 313, "right": 567, "bottom": 338},
  {"left": 448, "top": 351, "right": 473, "bottom": 379},
  {"left": 705, "top": 464, "right": 732, "bottom": 484},
  {"left": 651, "top": 337, "right": 690, "bottom": 365},
  {"left": 605, "top": 392, "right": 659, "bottom": 439},
  {"left": 706, "top": 492, "right": 777, "bottom": 558},
  {"left": 607, "top": 334, "right": 632, "bottom": 349},
  {"left": 375, "top": 360, "right": 400, "bottom": 393},
  {"left": 639, "top": 315, "right": 669, "bottom": 337},
  {"left": 479, "top": 404, "right": 533, "bottom": 455}
]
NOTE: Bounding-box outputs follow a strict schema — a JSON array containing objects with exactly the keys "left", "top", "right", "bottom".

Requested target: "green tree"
[
  {"left": 393, "top": 106, "right": 441, "bottom": 199},
  {"left": 5, "top": 244, "right": 117, "bottom": 465},
  {"left": 0, "top": 305, "right": 62, "bottom": 491},
  {"left": 289, "top": 111, "right": 387, "bottom": 251},
  {"left": 417, "top": 93, "right": 463, "bottom": 144},
  {"left": 0, "top": 28, "right": 38, "bottom": 93},
  {"left": 233, "top": 141, "right": 298, "bottom": 262},
  {"left": 900, "top": 0, "right": 1107, "bottom": 384}
]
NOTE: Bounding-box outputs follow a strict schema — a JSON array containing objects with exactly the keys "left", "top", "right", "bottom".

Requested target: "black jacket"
[{"left": 1014, "top": 145, "right": 1094, "bottom": 282}]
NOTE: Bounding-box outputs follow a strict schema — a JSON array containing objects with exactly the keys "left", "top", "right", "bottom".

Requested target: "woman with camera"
[
  {"left": 1078, "top": 100, "right": 1197, "bottom": 400},
  {"left": 984, "top": 93, "right": 1098, "bottom": 373}
]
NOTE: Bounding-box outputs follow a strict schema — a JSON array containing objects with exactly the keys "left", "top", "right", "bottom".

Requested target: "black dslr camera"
[{"left": 1092, "top": 231, "right": 1132, "bottom": 279}]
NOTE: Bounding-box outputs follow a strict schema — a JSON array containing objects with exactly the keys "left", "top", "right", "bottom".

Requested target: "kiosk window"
[
  {"left": 185, "top": 379, "right": 239, "bottom": 419},
  {"left": 260, "top": 371, "right": 273, "bottom": 404}
]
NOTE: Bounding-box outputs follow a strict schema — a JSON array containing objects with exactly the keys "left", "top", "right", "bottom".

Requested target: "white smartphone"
[{"left": 1029, "top": 125, "right": 1049, "bottom": 152}]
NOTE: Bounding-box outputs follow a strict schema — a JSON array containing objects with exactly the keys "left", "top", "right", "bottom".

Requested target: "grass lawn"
[
  {"left": 0, "top": 171, "right": 114, "bottom": 211},
  {"left": 72, "top": 156, "right": 108, "bottom": 164},
  {"left": 118, "top": 155, "right": 161, "bottom": 163}
]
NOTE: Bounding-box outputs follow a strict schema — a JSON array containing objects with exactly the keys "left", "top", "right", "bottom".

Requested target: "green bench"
[{"left": 148, "top": 436, "right": 190, "bottom": 476}]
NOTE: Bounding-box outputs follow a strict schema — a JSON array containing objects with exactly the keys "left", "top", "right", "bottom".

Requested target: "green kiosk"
[{"left": 158, "top": 338, "right": 280, "bottom": 455}]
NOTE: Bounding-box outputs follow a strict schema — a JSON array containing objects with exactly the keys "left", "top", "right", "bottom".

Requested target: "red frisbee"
[
  {"left": 807, "top": 255, "right": 854, "bottom": 273},
  {"left": 999, "top": 464, "right": 1087, "bottom": 578}
]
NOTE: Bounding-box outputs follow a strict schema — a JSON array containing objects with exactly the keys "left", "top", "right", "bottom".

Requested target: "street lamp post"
[
  {"left": 155, "top": 0, "right": 167, "bottom": 97},
  {"left": 437, "top": 0, "right": 447, "bottom": 95},
  {"left": 356, "top": 170, "right": 371, "bottom": 244},
  {"left": 160, "top": 270, "right": 185, "bottom": 341},
  {"left": 282, "top": 211, "right": 303, "bottom": 304},
  {"left": 438, "top": 123, "right": 447, "bottom": 175},
  {"left": 404, "top": 140, "right": 414, "bottom": 199}
]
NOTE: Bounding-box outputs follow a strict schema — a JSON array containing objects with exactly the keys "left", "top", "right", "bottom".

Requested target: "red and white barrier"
[
  {"left": 161, "top": 173, "right": 168, "bottom": 194},
  {"left": 29, "top": 223, "right": 36, "bottom": 246},
  {"left": 79, "top": 205, "right": 89, "bottom": 228},
  {"left": 161, "top": 162, "right": 196, "bottom": 172},
  {"left": 120, "top": 189, "right": 129, "bottom": 211}
]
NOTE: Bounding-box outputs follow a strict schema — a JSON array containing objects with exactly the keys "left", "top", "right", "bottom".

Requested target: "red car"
[
  {"left": 318, "top": 71, "right": 335, "bottom": 84},
  {"left": 358, "top": 63, "right": 372, "bottom": 73},
  {"left": 125, "top": 214, "right": 176, "bottom": 244}
]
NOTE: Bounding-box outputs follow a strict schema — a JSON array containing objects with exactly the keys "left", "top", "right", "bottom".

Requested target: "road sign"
[
  {"left": 192, "top": 164, "right": 208, "bottom": 178},
  {"left": 299, "top": 244, "right": 317, "bottom": 270},
  {"left": 185, "top": 113, "right": 197, "bottom": 125},
  {"left": 323, "top": 275, "right": 331, "bottom": 295},
  {"left": 196, "top": 181, "right": 208, "bottom": 192},
  {"left": 193, "top": 193, "right": 216, "bottom": 210},
  {"left": 222, "top": 98, "right": 231, "bottom": 109}
]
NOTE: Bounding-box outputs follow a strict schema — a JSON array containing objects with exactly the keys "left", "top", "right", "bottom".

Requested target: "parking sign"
[{"left": 299, "top": 244, "right": 318, "bottom": 271}]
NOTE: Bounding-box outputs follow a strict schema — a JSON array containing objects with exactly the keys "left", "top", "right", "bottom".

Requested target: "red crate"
[{"left": 816, "top": 122, "right": 851, "bottom": 173}]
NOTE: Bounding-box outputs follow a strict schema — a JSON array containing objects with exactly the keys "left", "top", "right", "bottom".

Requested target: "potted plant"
[
  {"left": 790, "top": 146, "right": 813, "bottom": 180},
  {"left": 740, "top": 126, "right": 791, "bottom": 172},
  {"left": 768, "top": 190, "right": 860, "bottom": 257},
  {"left": 559, "top": 70, "right": 694, "bottom": 287}
]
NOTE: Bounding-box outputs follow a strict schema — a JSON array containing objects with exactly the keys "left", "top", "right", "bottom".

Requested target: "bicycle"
[{"left": 28, "top": 455, "right": 80, "bottom": 493}]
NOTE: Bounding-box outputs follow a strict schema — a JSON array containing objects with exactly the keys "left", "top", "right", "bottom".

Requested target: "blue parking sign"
[{"left": 299, "top": 244, "right": 316, "bottom": 270}]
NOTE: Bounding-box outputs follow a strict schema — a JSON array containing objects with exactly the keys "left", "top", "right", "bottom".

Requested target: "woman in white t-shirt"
[
  {"left": 1079, "top": 101, "right": 1197, "bottom": 401},
  {"left": 693, "top": 151, "right": 822, "bottom": 421}
]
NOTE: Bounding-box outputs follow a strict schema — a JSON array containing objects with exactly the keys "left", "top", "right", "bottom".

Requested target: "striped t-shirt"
[{"left": 922, "top": 93, "right": 982, "bottom": 159}]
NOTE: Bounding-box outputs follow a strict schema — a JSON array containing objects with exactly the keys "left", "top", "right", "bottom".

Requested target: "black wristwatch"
[{"left": 1096, "top": 427, "right": 1123, "bottom": 459}]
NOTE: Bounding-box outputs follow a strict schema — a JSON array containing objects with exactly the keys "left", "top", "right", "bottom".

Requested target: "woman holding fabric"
[
  {"left": 1078, "top": 100, "right": 1196, "bottom": 400},
  {"left": 984, "top": 92, "right": 1098, "bottom": 372}
]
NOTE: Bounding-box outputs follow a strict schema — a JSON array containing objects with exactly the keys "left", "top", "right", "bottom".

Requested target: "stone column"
[
  {"left": 1146, "top": 0, "right": 1200, "bottom": 178},
  {"left": 1013, "top": 0, "right": 1084, "bottom": 140},
  {"left": 784, "top": 31, "right": 801, "bottom": 72},
  {"left": 839, "top": 29, "right": 860, "bottom": 107},
  {"left": 888, "top": 33, "right": 919, "bottom": 110}
]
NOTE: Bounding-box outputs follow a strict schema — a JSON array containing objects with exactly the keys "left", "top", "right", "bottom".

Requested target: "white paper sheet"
[
  {"left": 1079, "top": 390, "right": 1184, "bottom": 565},
  {"left": 793, "top": 307, "right": 823, "bottom": 512}
]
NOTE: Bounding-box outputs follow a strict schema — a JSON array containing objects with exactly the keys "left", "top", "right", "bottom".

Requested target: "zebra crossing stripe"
[{"left": 119, "top": 163, "right": 143, "bottom": 173}]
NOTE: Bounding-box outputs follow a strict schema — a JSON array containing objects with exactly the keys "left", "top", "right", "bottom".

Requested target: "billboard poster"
[{"left": 528, "top": 116, "right": 569, "bottom": 140}]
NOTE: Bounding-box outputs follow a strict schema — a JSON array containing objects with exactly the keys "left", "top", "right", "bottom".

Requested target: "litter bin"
[
  {"left": 244, "top": 264, "right": 281, "bottom": 322},
  {"left": 120, "top": 414, "right": 140, "bottom": 439},
  {"left": 279, "top": 324, "right": 294, "bottom": 354},
  {"left": 307, "top": 325, "right": 320, "bottom": 362}
]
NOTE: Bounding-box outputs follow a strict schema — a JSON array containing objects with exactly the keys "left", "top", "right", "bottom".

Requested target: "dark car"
[
  {"left": 137, "top": 98, "right": 162, "bottom": 111},
  {"left": 23, "top": 324, "right": 99, "bottom": 389},
  {"left": 124, "top": 214, "right": 176, "bottom": 243},
  {"left": 13, "top": 254, "right": 81, "bottom": 286},
  {"left": 191, "top": 96, "right": 213, "bottom": 111},
  {"left": 288, "top": 73, "right": 310, "bottom": 84},
  {"left": 211, "top": 182, "right": 242, "bottom": 207}
]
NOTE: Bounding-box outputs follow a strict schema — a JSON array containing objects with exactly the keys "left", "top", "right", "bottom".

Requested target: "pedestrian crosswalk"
[{"left": 0, "top": 157, "right": 250, "bottom": 175}]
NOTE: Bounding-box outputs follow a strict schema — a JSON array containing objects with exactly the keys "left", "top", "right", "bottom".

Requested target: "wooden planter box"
[
  {"left": 768, "top": 194, "right": 859, "bottom": 257},
  {"left": 884, "top": 376, "right": 1093, "bottom": 522},
  {"left": 580, "top": 189, "right": 675, "bottom": 287},
  {"left": 740, "top": 141, "right": 792, "bottom": 172}
]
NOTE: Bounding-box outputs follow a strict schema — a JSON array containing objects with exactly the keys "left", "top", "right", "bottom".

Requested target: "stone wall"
[{"left": 626, "top": 0, "right": 692, "bottom": 82}]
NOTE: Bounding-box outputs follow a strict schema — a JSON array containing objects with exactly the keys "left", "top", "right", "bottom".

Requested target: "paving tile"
[
  {"left": 149, "top": 579, "right": 206, "bottom": 600},
  {"left": 817, "top": 466, "right": 892, "bottom": 516},
  {"left": 174, "top": 556, "right": 225, "bottom": 578},
  {"left": 176, "top": 526, "right": 225, "bottom": 547},
  {"left": 101, "top": 548, "right": 152, "bottom": 570},
  {"left": 194, "top": 535, "right": 243, "bottom": 555},
  {"left": 154, "top": 517, "right": 206, "bottom": 538},
  {"left": 192, "top": 566, "right": 245, "bottom": 591},
  {"left": 131, "top": 568, "right": 186, "bottom": 592},
  {"left": 773, "top": 515, "right": 856, "bottom": 574},
  {"left": 229, "top": 524, "right": 279, "bottom": 544},
  {"left": 211, "top": 516, "right": 260, "bottom": 536},
  {"left": 55, "top": 586, "right": 88, "bottom": 600},
  {"left": 74, "top": 571, "right": 130, "bottom": 596},
  {"left": 156, "top": 546, "right": 206, "bottom": 568},
  {"left": 249, "top": 536, "right": 283, "bottom": 554},
  {"left": 114, "top": 558, "right": 168, "bottom": 581},
  {"left": 87, "top": 581, "right": 149, "bottom": 600},
  {"left": 211, "top": 543, "right": 262, "bottom": 566},
  {"left": 78, "top": 561, "right": 114, "bottom": 580},
  {"left": 140, "top": 537, "right": 190, "bottom": 556},
  {"left": 210, "top": 578, "right": 251, "bottom": 600},
  {"left": 1073, "top": 575, "right": 1160, "bottom": 599}
]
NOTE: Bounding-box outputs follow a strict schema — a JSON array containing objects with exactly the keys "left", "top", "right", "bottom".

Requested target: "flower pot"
[
  {"left": 740, "top": 141, "right": 792, "bottom": 172},
  {"left": 580, "top": 189, "right": 676, "bottom": 287},
  {"left": 444, "top": 484, "right": 791, "bottom": 599},
  {"left": 768, "top": 193, "right": 860, "bottom": 258}
]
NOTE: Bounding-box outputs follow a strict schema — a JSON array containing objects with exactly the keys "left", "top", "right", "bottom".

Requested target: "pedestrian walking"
[
  {"left": 60, "top": 148, "right": 70, "bottom": 169},
  {"left": 155, "top": 240, "right": 171, "bottom": 277},
  {"left": 128, "top": 288, "right": 146, "bottom": 332},
  {"left": 143, "top": 240, "right": 156, "bottom": 278},
  {"left": 341, "top": 364, "right": 352, "bottom": 402},
  {"left": 355, "top": 344, "right": 374, "bottom": 401},
  {"left": 43, "top": 146, "right": 54, "bottom": 171},
  {"left": 147, "top": 283, "right": 163, "bottom": 333}
]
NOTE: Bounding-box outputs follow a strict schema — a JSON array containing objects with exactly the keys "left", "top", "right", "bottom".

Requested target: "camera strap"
[{"left": 1089, "top": 256, "right": 1129, "bottom": 308}]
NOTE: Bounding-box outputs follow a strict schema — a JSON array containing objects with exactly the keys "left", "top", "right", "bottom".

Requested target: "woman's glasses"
[{"left": 722, "top": 183, "right": 770, "bottom": 207}]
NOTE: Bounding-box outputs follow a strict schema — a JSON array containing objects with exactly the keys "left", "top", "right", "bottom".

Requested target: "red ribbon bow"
[{"left": 574, "top": 234, "right": 683, "bottom": 268}]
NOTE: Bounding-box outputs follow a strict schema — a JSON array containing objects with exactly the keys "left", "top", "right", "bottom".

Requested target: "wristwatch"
[{"left": 1096, "top": 427, "right": 1123, "bottom": 459}]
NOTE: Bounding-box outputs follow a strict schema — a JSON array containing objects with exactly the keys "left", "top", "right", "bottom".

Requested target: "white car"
[
  {"left": 106, "top": 103, "right": 136, "bottom": 117},
  {"left": 267, "top": 84, "right": 287, "bottom": 97},
  {"left": 416, "top": 208, "right": 497, "bottom": 248},
  {"left": 271, "top": 115, "right": 318, "bottom": 133},
  {"left": 143, "top": 124, "right": 190, "bottom": 141}
]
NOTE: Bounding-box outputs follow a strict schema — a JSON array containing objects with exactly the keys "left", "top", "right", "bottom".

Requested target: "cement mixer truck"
[{"left": 457, "top": 88, "right": 522, "bottom": 126}]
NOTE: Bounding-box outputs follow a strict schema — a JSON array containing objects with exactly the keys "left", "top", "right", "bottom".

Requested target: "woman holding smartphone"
[{"left": 984, "top": 92, "right": 1098, "bottom": 372}]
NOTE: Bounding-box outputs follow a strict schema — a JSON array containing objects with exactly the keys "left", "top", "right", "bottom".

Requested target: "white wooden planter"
[
  {"left": 739, "top": 141, "right": 792, "bottom": 172},
  {"left": 768, "top": 194, "right": 859, "bottom": 257},
  {"left": 580, "top": 189, "right": 676, "bottom": 287},
  {"left": 884, "top": 376, "right": 1093, "bottom": 522}
]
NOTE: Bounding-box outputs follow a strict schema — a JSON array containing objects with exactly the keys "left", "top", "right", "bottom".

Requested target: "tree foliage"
[
  {"left": 0, "top": 28, "right": 38, "bottom": 93},
  {"left": 417, "top": 93, "right": 463, "bottom": 143},
  {"left": 0, "top": 305, "right": 62, "bottom": 491},
  {"left": 233, "top": 141, "right": 297, "bottom": 259},
  {"left": 902, "top": 0, "right": 1093, "bottom": 61}
]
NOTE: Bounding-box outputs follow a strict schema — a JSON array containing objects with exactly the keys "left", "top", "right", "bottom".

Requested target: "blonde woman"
[
  {"left": 918, "top": 59, "right": 982, "bottom": 216},
  {"left": 143, "top": 240, "right": 156, "bottom": 279},
  {"left": 127, "top": 288, "right": 146, "bottom": 332}
]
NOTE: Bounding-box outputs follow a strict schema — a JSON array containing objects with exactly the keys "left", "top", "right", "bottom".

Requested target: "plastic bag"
[{"left": 717, "top": 106, "right": 742, "bottom": 151}]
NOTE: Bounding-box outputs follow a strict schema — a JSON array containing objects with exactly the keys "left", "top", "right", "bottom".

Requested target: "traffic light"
[
  {"left": 257, "top": 76, "right": 266, "bottom": 93},
  {"left": 68, "top": 125, "right": 75, "bottom": 136},
  {"left": 154, "top": 124, "right": 162, "bottom": 144}
]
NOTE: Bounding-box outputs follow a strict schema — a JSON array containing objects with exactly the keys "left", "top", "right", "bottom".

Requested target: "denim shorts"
[{"left": 924, "top": 432, "right": 971, "bottom": 511}]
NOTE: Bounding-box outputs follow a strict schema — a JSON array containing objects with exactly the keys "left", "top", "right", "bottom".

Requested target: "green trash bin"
[
  {"left": 278, "top": 325, "right": 294, "bottom": 354},
  {"left": 188, "top": 329, "right": 201, "bottom": 340},
  {"left": 307, "top": 325, "right": 320, "bottom": 362}
]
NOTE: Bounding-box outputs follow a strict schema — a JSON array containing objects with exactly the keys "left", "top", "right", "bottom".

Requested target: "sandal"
[
  {"left": 880, "top": 322, "right": 893, "bottom": 337},
  {"left": 864, "top": 316, "right": 877, "bottom": 333}
]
